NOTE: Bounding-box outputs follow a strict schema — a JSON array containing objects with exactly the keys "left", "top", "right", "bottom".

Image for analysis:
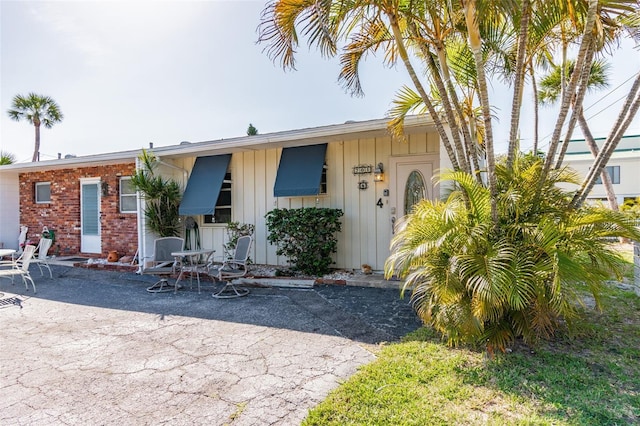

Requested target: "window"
[
  {"left": 595, "top": 166, "right": 620, "bottom": 184},
  {"left": 320, "top": 163, "right": 327, "bottom": 194},
  {"left": 35, "top": 182, "right": 51, "bottom": 203},
  {"left": 203, "top": 171, "right": 232, "bottom": 224},
  {"left": 119, "top": 177, "right": 137, "bottom": 213}
]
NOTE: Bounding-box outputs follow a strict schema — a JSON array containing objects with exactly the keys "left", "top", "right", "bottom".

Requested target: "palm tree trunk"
[
  {"left": 33, "top": 123, "right": 41, "bottom": 162},
  {"left": 387, "top": 12, "right": 462, "bottom": 172},
  {"left": 434, "top": 41, "right": 482, "bottom": 180},
  {"left": 530, "top": 63, "right": 539, "bottom": 154},
  {"left": 506, "top": 0, "right": 531, "bottom": 169},
  {"left": 463, "top": 0, "right": 498, "bottom": 223},
  {"left": 542, "top": 0, "right": 598, "bottom": 181},
  {"left": 571, "top": 73, "right": 640, "bottom": 208},
  {"left": 421, "top": 42, "right": 471, "bottom": 174},
  {"left": 554, "top": 43, "right": 595, "bottom": 169},
  {"left": 578, "top": 113, "right": 618, "bottom": 210}
]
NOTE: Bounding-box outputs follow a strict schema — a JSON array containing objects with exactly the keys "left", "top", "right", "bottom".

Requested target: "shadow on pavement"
[{"left": 0, "top": 265, "right": 422, "bottom": 345}]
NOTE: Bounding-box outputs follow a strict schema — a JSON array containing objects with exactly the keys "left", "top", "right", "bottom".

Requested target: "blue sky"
[{"left": 1, "top": 1, "right": 639, "bottom": 163}]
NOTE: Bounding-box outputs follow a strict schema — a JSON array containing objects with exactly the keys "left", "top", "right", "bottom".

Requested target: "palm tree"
[
  {"left": 7, "top": 93, "right": 63, "bottom": 162},
  {"left": 130, "top": 150, "right": 182, "bottom": 237},
  {"left": 0, "top": 151, "right": 16, "bottom": 165},
  {"left": 385, "top": 153, "right": 640, "bottom": 352},
  {"left": 258, "top": 0, "right": 640, "bottom": 351}
]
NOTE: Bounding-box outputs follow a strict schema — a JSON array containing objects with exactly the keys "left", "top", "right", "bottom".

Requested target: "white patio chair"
[
  {"left": 32, "top": 238, "right": 53, "bottom": 278},
  {"left": 16, "top": 225, "right": 28, "bottom": 255},
  {"left": 211, "top": 235, "right": 252, "bottom": 299},
  {"left": 141, "top": 237, "right": 184, "bottom": 293},
  {"left": 0, "top": 244, "right": 37, "bottom": 293}
]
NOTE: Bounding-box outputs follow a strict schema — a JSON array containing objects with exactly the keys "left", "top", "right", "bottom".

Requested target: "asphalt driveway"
[{"left": 0, "top": 265, "right": 421, "bottom": 425}]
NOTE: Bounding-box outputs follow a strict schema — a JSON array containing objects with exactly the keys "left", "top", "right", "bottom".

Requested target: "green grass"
[{"left": 304, "top": 245, "right": 639, "bottom": 425}]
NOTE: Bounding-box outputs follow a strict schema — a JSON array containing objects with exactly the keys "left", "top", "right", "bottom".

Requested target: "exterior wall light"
[{"left": 374, "top": 163, "right": 384, "bottom": 182}]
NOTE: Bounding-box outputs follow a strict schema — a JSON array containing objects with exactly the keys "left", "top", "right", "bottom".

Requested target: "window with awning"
[
  {"left": 273, "top": 144, "right": 327, "bottom": 197},
  {"left": 179, "top": 154, "right": 231, "bottom": 217}
]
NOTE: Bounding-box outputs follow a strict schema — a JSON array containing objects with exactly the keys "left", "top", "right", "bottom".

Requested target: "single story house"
[
  {"left": 0, "top": 115, "right": 449, "bottom": 271},
  {"left": 561, "top": 134, "right": 640, "bottom": 206}
]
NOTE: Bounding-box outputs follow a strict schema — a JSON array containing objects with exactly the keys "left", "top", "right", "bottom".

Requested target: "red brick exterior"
[{"left": 19, "top": 163, "right": 138, "bottom": 258}]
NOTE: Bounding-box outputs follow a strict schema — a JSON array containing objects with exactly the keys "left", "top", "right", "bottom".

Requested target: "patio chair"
[
  {"left": 211, "top": 235, "right": 252, "bottom": 299},
  {"left": 16, "top": 225, "right": 28, "bottom": 255},
  {"left": 32, "top": 238, "right": 53, "bottom": 278},
  {"left": 0, "top": 244, "right": 37, "bottom": 293},
  {"left": 141, "top": 237, "right": 184, "bottom": 293}
]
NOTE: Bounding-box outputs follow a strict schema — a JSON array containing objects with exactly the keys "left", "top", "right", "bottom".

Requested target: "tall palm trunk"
[
  {"left": 578, "top": 113, "right": 618, "bottom": 210},
  {"left": 542, "top": 0, "right": 598, "bottom": 182},
  {"left": 572, "top": 73, "right": 640, "bottom": 208},
  {"left": 530, "top": 63, "right": 539, "bottom": 154},
  {"left": 554, "top": 44, "right": 596, "bottom": 169},
  {"left": 463, "top": 0, "right": 498, "bottom": 223},
  {"left": 506, "top": 0, "right": 531, "bottom": 169},
  {"left": 387, "top": 12, "right": 462, "bottom": 172},
  {"left": 33, "top": 121, "right": 41, "bottom": 162}
]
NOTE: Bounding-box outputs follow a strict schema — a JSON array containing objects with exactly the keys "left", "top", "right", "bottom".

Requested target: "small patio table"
[{"left": 171, "top": 249, "right": 215, "bottom": 294}]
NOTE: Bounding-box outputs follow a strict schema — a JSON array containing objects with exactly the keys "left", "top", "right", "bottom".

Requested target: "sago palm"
[
  {"left": 130, "top": 150, "right": 182, "bottom": 237},
  {"left": 385, "top": 153, "right": 640, "bottom": 352}
]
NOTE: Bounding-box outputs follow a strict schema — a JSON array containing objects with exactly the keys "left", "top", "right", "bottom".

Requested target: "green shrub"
[{"left": 265, "top": 207, "right": 343, "bottom": 276}]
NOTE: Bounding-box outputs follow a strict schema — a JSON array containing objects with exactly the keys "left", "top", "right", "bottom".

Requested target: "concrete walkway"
[{"left": 0, "top": 265, "right": 421, "bottom": 425}]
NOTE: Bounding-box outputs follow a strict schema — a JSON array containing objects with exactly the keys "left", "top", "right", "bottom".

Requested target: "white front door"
[
  {"left": 80, "top": 178, "right": 101, "bottom": 254},
  {"left": 390, "top": 154, "right": 439, "bottom": 233}
]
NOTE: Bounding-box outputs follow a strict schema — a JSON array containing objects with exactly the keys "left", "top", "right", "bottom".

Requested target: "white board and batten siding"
[{"left": 168, "top": 130, "right": 441, "bottom": 271}]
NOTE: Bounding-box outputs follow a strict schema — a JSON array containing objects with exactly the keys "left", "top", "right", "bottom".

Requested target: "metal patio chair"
[
  {"left": 211, "top": 235, "right": 252, "bottom": 299},
  {"left": 141, "top": 237, "right": 184, "bottom": 293}
]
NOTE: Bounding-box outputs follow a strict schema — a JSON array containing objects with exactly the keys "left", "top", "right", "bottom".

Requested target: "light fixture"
[{"left": 374, "top": 162, "right": 384, "bottom": 182}]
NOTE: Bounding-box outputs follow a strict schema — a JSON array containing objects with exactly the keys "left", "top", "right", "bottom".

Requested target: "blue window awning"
[
  {"left": 179, "top": 154, "right": 231, "bottom": 216},
  {"left": 274, "top": 144, "right": 327, "bottom": 197}
]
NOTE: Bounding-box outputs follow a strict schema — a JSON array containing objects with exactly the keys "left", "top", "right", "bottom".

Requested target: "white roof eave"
[{"left": 0, "top": 115, "right": 436, "bottom": 173}]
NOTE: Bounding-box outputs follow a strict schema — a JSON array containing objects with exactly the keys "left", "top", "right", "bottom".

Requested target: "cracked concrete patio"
[{"left": 0, "top": 265, "right": 421, "bottom": 425}]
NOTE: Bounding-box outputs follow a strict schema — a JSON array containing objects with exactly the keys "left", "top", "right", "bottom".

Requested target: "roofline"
[
  {"left": 0, "top": 115, "right": 435, "bottom": 173},
  {"left": 568, "top": 134, "right": 640, "bottom": 143}
]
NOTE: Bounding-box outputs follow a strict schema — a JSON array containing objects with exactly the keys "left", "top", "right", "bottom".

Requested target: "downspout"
[
  {"left": 135, "top": 156, "right": 146, "bottom": 273},
  {"left": 135, "top": 157, "right": 188, "bottom": 273}
]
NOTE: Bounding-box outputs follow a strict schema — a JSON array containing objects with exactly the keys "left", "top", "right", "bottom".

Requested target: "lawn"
[{"left": 304, "top": 244, "right": 639, "bottom": 425}]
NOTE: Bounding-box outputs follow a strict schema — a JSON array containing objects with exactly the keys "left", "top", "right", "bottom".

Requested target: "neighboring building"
[
  {"left": 562, "top": 134, "right": 640, "bottom": 205},
  {"left": 0, "top": 116, "right": 448, "bottom": 271},
  {"left": 0, "top": 152, "right": 139, "bottom": 258}
]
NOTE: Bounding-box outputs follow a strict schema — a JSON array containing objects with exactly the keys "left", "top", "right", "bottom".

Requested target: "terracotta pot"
[{"left": 107, "top": 251, "right": 119, "bottom": 263}]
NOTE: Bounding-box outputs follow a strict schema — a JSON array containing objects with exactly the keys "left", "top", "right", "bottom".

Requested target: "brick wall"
[{"left": 19, "top": 163, "right": 138, "bottom": 258}]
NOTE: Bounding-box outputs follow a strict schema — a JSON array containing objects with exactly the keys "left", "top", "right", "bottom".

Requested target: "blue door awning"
[
  {"left": 274, "top": 144, "right": 327, "bottom": 197},
  {"left": 179, "top": 154, "right": 231, "bottom": 216}
]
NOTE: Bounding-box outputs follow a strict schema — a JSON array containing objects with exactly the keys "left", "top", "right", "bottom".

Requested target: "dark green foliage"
[
  {"left": 265, "top": 207, "right": 343, "bottom": 276},
  {"left": 246, "top": 123, "right": 258, "bottom": 135},
  {"left": 130, "top": 150, "right": 182, "bottom": 237}
]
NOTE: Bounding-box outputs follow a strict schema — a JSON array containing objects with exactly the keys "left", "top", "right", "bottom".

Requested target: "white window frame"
[
  {"left": 35, "top": 182, "right": 51, "bottom": 204},
  {"left": 119, "top": 177, "right": 137, "bottom": 213},
  {"left": 595, "top": 165, "right": 620, "bottom": 185}
]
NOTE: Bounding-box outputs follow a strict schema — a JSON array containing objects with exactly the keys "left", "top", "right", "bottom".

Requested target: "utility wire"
[{"left": 532, "top": 70, "right": 640, "bottom": 152}]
